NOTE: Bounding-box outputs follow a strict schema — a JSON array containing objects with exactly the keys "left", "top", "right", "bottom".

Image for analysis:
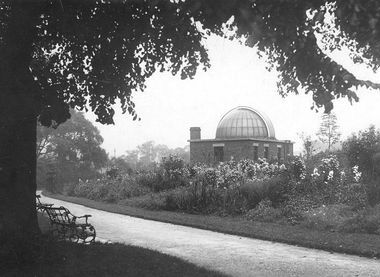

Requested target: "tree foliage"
[
  {"left": 298, "top": 133, "right": 319, "bottom": 161},
  {"left": 186, "top": 0, "right": 380, "bottom": 112},
  {"left": 343, "top": 126, "right": 380, "bottom": 205},
  {"left": 2, "top": 1, "right": 380, "bottom": 126},
  {"left": 343, "top": 126, "right": 380, "bottom": 181},
  {"left": 117, "top": 141, "right": 190, "bottom": 170},
  {"left": 0, "top": 0, "right": 210, "bottom": 127},
  {"left": 317, "top": 112, "right": 341, "bottom": 152},
  {"left": 37, "top": 110, "right": 108, "bottom": 191}
]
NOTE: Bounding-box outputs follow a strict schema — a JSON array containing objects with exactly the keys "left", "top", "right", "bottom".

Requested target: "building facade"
[{"left": 189, "top": 106, "right": 293, "bottom": 164}]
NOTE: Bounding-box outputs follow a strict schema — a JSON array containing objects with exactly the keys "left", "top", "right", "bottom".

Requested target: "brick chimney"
[{"left": 190, "top": 127, "right": 201, "bottom": 140}]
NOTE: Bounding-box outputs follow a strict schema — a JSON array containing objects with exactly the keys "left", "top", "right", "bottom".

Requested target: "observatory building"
[{"left": 189, "top": 106, "right": 293, "bottom": 164}]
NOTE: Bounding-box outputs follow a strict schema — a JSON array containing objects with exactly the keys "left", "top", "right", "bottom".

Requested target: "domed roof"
[{"left": 215, "top": 106, "right": 275, "bottom": 139}]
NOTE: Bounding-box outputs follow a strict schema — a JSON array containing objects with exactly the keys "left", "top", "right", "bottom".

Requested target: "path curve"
[{"left": 40, "top": 194, "right": 380, "bottom": 277}]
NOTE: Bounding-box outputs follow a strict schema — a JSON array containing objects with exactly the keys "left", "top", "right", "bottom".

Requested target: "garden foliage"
[
  {"left": 64, "top": 152, "right": 379, "bottom": 235},
  {"left": 343, "top": 126, "right": 380, "bottom": 205}
]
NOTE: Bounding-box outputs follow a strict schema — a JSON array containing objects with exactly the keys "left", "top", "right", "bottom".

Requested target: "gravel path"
[{"left": 40, "top": 194, "right": 380, "bottom": 277}]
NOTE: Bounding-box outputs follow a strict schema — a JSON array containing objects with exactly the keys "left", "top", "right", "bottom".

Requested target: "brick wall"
[{"left": 190, "top": 139, "right": 293, "bottom": 164}]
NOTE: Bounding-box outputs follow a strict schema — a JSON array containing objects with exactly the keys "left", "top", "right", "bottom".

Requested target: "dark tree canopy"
[
  {"left": 10, "top": 0, "right": 208, "bottom": 126},
  {"left": 187, "top": 0, "right": 380, "bottom": 112},
  {"left": 1, "top": 0, "right": 380, "bottom": 127}
]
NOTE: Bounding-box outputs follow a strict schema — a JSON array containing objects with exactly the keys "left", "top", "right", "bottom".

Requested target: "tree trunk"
[
  {"left": 0, "top": 2, "right": 43, "bottom": 258},
  {"left": 0, "top": 99, "right": 39, "bottom": 235}
]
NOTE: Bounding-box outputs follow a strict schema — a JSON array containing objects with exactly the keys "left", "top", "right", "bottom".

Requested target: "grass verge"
[
  {"left": 44, "top": 192, "right": 380, "bottom": 259},
  {"left": 2, "top": 238, "right": 225, "bottom": 277}
]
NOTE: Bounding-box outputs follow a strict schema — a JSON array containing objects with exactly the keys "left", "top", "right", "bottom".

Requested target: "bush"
[
  {"left": 280, "top": 196, "right": 317, "bottom": 224},
  {"left": 338, "top": 205, "right": 380, "bottom": 234},
  {"left": 106, "top": 167, "right": 120, "bottom": 179},
  {"left": 161, "top": 155, "right": 185, "bottom": 175},
  {"left": 239, "top": 175, "right": 289, "bottom": 210},
  {"left": 136, "top": 168, "right": 189, "bottom": 193},
  {"left": 239, "top": 180, "right": 268, "bottom": 210},
  {"left": 301, "top": 204, "right": 356, "bottom": 231},
  {"left": 264, "top": 174, "right": 290, "bottom": 206},
  {"left": 245, "top": 199, "right": 282, "bottom": 222},
  {"left": 288, "top": 156, "right": 306, "bottom": 181},
  {"left": 163, "top": 177, "right": 220, "bottom": 214},
  {"left": 62, "top": 182, "right": 76, "bottom": 196},
  {"left": 367, "top": 178, "right": 380, "bottom": 206},
  {"left": 71, "top": 175, "right": 152, "bottom": 203},
  {"left": 135, "top": 171, "right": 162, "bottom": 189},
  {"left": 73, "top": 179, "right": 93, "bottom": 198},
  {"left": 337, "top": 182, "right": 368, "bottom": 209},
  {"left": 164, "top": 187, "right": 196, "bottom": 212}
]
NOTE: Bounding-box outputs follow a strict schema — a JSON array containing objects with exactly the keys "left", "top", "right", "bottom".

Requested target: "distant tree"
[
  {"left": 317, "top": 113, "right": 341, "bottom": 152},
  {"left": 154, "top": 144, "right": 171, "bottom": 162},
  {"left": 171, "top": 146, "right": 190, "bottom": 164},
  {"left": 153, "top": 144, "right": 190, "bottom": 163},
  {"left": 125, "top": 150, "right": 139, "bottom": 171},
  {"left": 298, "top": 133, "right": 318, "bottom": 161},
  {"left": 125, "top": 141, "right": 190, "bottom": 170},
  {"left": 137, "top": 141, "right": 157, "bottom": 166},
  {"left": 107, "top": 156, "right": 133, "bottom": 178},
  {"left": 37, "top": 110, "right": 108, "bottom": 190}
]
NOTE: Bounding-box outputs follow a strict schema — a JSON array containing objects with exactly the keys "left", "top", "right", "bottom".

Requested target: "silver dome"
[{"left": 215, "top": 106, "right": 275, "bottom": 139}]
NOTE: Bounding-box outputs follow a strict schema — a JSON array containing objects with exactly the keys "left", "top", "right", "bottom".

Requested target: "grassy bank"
[
  {"left": 2, "top": 238, "right": 224, "bottom": 277},
  {"left": 44, "top": 192, "right": 380, "bottom": 259}
]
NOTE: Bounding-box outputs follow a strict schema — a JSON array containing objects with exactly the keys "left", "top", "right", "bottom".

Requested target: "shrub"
[
  {"left": 280, "top": 196, "right": 317, "bottom": 224},
  {"left": 338, "top": 205, "right": 380, "bottom": 234},
  {"left": 301, "top": 204, "right": 356, "bottom": 231},
  {"left": 136, "top": 167, "right": 190, "bottom": 193},
  {"left": 161, "top": 155, "right": 185, "bottom": 175},
  {"left": 288, "top": 156, "right": 306, "bottom": 181},
  {"left": 106, "top": 167, "right": 120, "bottom": 179},
  {"left": 264, "top": 174, "right": 290, "bottom": 206},
  {"left": 87, "top": 181, "right": 109, "bottom": 200},
  {"left": 245, "top": 199, "right": 282, "bottom": 222},
  {"left": 118, "top": 175, "right": 151, "bottom": 198},
  {"left": 239, "top": 174, "right": 289, "bottom": 210},
  {"left": 336, "top": 182, "right": 368, "bottom": 209},
  {"left": 164, "top": 187, "right": 196, "bottom": 212},
  {"left": 343, "top": 126, "right": 380, "bottom": 181},
  {"left": 239, "top": 180, "right": 268, "bottom": 210},
  {"left": 367, "top": 178, "right": 380, "bottom": 206},
  {"left": 62, "top": 182, "right": 76, "bottom": 196},
  {"left": 73, "top": 179, "right": 93, "bottom": 198},
  {"left": 135, "top": 171, "right": 161, "bottom": 189},
  {"left": 163, "top": 176, "right": 221, "bottom": 214}
]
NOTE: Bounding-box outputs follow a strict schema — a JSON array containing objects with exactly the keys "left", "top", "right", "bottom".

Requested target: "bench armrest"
[{"left": 74, "top": 215, "right": 92, "bottom": 224}]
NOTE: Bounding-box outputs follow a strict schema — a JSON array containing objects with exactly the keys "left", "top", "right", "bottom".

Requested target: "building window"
[
  {"left": 277, "top": 146, "right": 282, "bottom": 161},
  {"left": 214, "top": 146, "right": 224, "bottom": 162},
  {"left": 253, "top": 146, "right": 258, "bottom": 161},
  {"left": 264, "top": 146, "right": 269, "bottom": 160}
]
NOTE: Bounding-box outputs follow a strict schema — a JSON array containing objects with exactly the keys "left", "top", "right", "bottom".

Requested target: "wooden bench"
[{"left": 36, "top": 195, "right": 96, "bottom": 244}]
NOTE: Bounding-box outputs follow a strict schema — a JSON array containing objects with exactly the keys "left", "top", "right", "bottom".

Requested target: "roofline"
[{"left": 189, "top": 138, "right": 294, "bottom": 144}]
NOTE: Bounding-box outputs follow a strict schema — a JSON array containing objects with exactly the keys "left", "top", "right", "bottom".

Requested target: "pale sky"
[{"left": 85, "top": 35, "right": 380, "bottom": 157}]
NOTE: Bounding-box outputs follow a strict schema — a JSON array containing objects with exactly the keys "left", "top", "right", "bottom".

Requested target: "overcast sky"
[{"left": 85, "top": 35, "right": 380, "bottom": 157}]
